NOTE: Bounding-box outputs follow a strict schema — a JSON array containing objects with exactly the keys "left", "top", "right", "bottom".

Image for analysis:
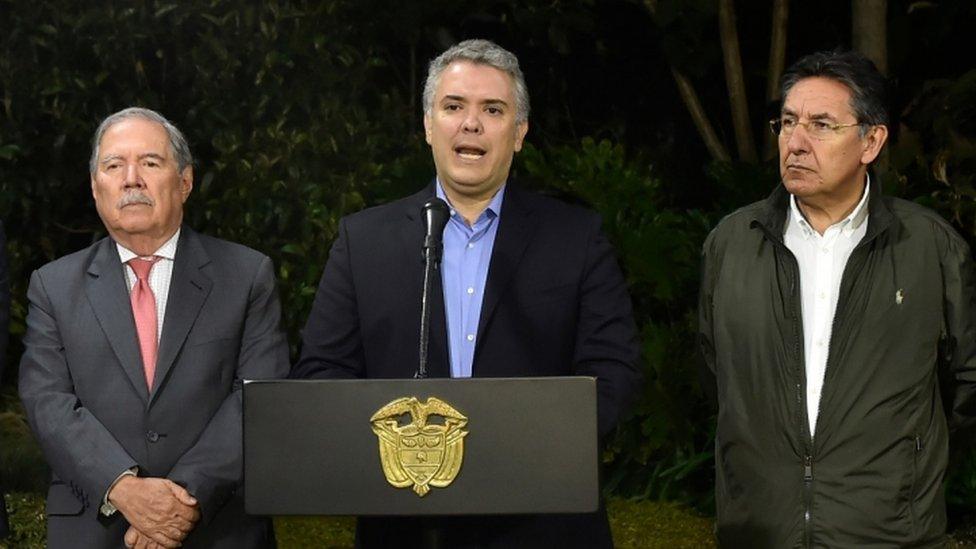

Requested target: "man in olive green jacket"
[{"left": 699, "top": 50, "right": 976, "bottom": 547}]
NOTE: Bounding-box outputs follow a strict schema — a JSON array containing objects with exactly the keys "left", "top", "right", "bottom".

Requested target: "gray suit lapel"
[
  {"left": 85, "top": 238, "right": 148, "bottom": 402},
  {"left": 152, "top": 228, "right": 213, "bottom": 401}
]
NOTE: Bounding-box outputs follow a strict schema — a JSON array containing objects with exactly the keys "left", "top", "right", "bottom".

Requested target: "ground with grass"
[
  {"left": 5, "top": 493, "right": 976, "bottom": 548},
  {"left": 3, "top": 493, "right": 713, "bottom": 548}
]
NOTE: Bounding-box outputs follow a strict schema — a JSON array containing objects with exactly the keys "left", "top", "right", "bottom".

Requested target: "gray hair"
[
  {"left": 422, "top": 39, "right": 530, "bottom": 125},
  {"left": 89, "top": 107, "right": 193, "bottom": 174},
  {"left": 781, "top": 50, "right": 888, "bottom": 137}
]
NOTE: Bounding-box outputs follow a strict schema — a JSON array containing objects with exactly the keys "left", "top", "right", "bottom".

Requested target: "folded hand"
[{"left": 110, "top": 476, "right": 200, "bottom": 548}]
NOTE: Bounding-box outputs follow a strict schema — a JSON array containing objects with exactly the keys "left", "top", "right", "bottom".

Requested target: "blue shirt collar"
[{"left": 435, "top": 179, "right": 505, "bottom": 224}]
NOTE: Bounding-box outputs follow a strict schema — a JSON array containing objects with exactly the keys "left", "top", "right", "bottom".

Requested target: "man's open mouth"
[{"left": 455, "top": 146, "right": 486, "bottom": 160}]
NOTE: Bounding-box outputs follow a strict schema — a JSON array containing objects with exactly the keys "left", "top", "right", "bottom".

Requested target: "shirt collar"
[
  {"left": 788, "top": 174, "right": 871, "bottom": 239},
  {"left": 116, "top": 228, "right": 181, "bottom": 263},
  {"left": 435, "top": 179, "right": 505, "bottom": 224}
]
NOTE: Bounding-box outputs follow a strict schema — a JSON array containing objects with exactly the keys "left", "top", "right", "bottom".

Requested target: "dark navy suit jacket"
[{"left": 293, "top": 183, "right": 642, "bottom": 549}]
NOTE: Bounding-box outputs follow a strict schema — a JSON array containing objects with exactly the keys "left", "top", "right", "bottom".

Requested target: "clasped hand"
[{"left": 108, "top": 476, "right": 200, "bottom": 548}]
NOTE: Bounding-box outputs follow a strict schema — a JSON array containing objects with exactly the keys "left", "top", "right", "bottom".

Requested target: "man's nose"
[
  {"left": 461, "top": 111, "right": 482, "bottom": 133},
  {"left": 785, "top": 126, "right": 811, "bottom": 156},
  {"left": 124, "top": 164, "right": 144, "bottom": 187}
]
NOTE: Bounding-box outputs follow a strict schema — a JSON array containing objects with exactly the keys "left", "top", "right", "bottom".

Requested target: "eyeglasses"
[{"left": 769, "top": 117, "right": 863, "bottom": 140}]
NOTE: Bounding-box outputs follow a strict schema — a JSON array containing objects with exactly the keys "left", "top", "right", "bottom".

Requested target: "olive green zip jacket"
[{"left": 699, "top": 178, "right": 976, "bottom": 548}]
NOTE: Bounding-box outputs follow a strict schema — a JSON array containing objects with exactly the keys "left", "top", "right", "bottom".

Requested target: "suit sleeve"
[
  {"left": 573, "top": 216, "right": 643, "bottom": 438},
  {"left": 938, "top": 228, "right": 976, "bottom": 436},
  {"left": 290, "top": 218, "right": 365, "bottom": 379},
  {"left": 166, "top": 255, "right": 289, "bottom": 524},
  {"left": 18, "top": 269, "right": 139, "bottom": 505}
]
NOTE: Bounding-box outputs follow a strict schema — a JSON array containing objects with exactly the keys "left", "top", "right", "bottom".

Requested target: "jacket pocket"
[
  {"left": 908, "top": 434, "right": 923, "bottom": 536},
  {"left": 46, "top": 482, "right": 84, "bottom": 516}
]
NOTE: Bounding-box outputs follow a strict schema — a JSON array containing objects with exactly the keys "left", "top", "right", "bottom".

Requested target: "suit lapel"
[
  {"left": 85, "top": 238, "right": 150, "bottom": 402},
  {"left": 475, "top": 186, "right": 537, "bottom": 358},
  {"left": 404, "top": 185, "right": 450, "bottom": 378},
  {"left": 152, "top": 228, "right": 213, "bottom": 401}
]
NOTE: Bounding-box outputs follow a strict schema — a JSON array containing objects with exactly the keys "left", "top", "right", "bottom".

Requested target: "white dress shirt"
[
  {"left": 784, "top": 179, "right": 870, "bottom": 436},
  {"left": 116, "top": 229, "right": 180, "bottom": 341}
]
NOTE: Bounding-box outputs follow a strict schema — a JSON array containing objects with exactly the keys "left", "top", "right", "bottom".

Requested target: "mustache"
[{"left": 117, "top": 190, "right": 154, "bottom": 208}]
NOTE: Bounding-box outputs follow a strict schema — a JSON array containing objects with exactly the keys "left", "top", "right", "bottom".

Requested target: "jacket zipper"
[
  {"left": 791, "top": 255, "right": 815, "bottom": 549},
  {"left": 760, "top": 226, "right": 813, "bottom": 546},
  {"left": 804, "top": 454, "right": 813, "bottom": 548},
  {"left": 811, "top": 238, "right": 872, "bottom": 441},
  {"left": 797, "top": 228, "right": 878, "bottom": 547}
]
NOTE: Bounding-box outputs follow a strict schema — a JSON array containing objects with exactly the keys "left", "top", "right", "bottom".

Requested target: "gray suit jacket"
[{"left": 19, "top": 227, "right": 289, "bottom": 548}]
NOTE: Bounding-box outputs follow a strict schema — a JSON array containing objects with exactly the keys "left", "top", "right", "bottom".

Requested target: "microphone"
[
  {"left": 422, "top": 198, "right": 450, "bottom": 264},
  {"left": 417, "top": 197, "right": 450, "bottom": 379}
]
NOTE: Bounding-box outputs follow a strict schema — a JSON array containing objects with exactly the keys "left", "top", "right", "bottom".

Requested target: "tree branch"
[
  {"left": 853, "top": 0, "right": 888, "bottom": 75},
  {"left": 718, "top": 0, "right": 758, "bottom": 163},
  {"left": 671, "top": 67, "right": 731, "bottom": 163},
  {"left": 764, "top": 0, "right": 789, "bottom": 160},
  {"left": 644, "top": 0, "right": 730, "bottom": 163}
]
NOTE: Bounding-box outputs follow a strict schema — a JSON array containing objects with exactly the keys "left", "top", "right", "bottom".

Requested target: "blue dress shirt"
[{"left": 436, "top": 182, "right": 505, "bottom": 378}]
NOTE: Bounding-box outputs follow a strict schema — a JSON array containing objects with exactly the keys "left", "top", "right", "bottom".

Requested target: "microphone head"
[{"left": 422, "top": 197, "right": 451, "bottom": 237}]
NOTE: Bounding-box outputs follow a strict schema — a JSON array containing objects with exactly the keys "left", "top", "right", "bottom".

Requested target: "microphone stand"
[
  {"left": 417, "top": 241, "right": 438, "bottom": 379},
  {"left": 416, "top": 198, "right": 449, "bottom": 379}
]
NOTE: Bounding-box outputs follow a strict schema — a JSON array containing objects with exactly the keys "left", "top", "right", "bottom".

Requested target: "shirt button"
[
  {"left": 146, "top": 430, "right": 159, "bottom": 443},
  {"left": 818, "top": 292, "right": 826, "bottom": 300},
  {"left": 466, "top": 287, "right": 474, "bottom": 295},
  {"left": 466, "top": 334, "right": 475, "bottom": 342},
  {"left": 816, "top": 340, "right": 824, "bottom": 347},
  {"left": 821, "top": 247, "right": 830, "bottom": 254},
  {"left": 467, "top": 243, "right": 474, "bottom": 249}
]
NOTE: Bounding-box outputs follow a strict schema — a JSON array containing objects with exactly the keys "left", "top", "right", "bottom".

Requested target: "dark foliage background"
[{"left": 2, "top": 0, "right": 975, "bottom": 524}]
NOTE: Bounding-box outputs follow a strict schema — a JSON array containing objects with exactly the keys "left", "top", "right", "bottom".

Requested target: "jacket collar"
[{"left": 752, "top": 171, "right": 894, "bottom": 244}]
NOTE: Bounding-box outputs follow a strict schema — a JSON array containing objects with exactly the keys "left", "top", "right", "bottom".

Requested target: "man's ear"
[
  {"left": 180, "top": 166, "right": 194, "bottom": 203},
  {"left": 860, "top": 124, "right": 889, "bottom": 165},
  {"left": 423, "top": 114, "right": 433, "bottom": 145},
  {"left": 513, "top": 121, "right": 529, "bottom": 153}
]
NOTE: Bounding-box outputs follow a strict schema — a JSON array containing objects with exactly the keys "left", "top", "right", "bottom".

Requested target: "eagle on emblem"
[{"left": 370, "top": 396, "right": 469, "bottom": 496}]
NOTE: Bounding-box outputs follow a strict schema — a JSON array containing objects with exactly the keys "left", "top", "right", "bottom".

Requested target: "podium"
[{"left": 243, "top": 377, "right": 599, "bottom": 516}]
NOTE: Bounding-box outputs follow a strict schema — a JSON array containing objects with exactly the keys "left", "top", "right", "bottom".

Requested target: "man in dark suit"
[
  {"left": 19, "top": 107, "right": 288, "bottom": 548},
  {"left": 292, "top": 39, "right": 642, "bottom": 548}
]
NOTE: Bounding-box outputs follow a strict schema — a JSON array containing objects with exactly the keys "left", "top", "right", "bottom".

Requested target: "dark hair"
[{"left": 781, "top": 50, "right": 888, "bottom": 132}]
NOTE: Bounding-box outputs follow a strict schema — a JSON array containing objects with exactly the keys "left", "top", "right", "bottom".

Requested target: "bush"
[
  {"left": 2, "top": 491, "right": 46, "bottom": 548},
  {"left": 518, "top": 139, "right": 717, "bottom": 507},
  {"left": 0, "top": 0, "right": 430, "bottom": 362},
  {"left": 0, "top": 388, "right": 47, "bottom": 494}
]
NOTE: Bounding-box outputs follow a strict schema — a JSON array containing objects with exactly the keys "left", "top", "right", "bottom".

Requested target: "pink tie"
[{"left": 129, "top": 257, "right": 161, "bottom": 390}]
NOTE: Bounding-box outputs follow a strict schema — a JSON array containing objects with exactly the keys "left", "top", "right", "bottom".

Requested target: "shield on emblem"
[{"left": 398, "top": 426, "right": 445, "bottom": 485}]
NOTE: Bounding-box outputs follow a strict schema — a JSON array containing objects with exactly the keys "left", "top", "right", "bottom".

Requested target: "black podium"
[{"left": 243, "top": 377, "right": 598, "bottom": 516}]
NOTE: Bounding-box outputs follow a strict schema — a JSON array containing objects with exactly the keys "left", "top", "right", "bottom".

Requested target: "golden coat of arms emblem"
[{"left": 370, "top": 396, "right": 468, "bottom": 496}]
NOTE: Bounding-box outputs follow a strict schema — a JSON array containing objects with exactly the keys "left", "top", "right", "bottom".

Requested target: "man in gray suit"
[{"left": 19, "top": 107, "right": 288, "bottom": 548}]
